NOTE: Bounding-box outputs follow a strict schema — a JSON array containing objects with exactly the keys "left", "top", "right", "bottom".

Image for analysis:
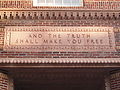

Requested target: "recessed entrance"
[{"left": 7, "top": 68, "right": 107, "bottom": 90}]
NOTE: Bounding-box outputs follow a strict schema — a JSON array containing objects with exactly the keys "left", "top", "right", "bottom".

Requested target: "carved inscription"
[
  {"left": 11, "top": 32, "right": 104, "bottom": 45},
  {"left": 4, "top": 27, "right": 116, "bottom": 52}
]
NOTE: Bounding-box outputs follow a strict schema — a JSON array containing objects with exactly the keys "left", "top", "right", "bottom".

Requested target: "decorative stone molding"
[{"left": 0, "top": 58, "right": 120, "bottom": 64}]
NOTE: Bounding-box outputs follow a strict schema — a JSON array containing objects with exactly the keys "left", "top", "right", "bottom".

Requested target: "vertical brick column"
[
  {"left": 0, "top": 72, "right": 14, "bottom": 90},
  {"left": 110, "top": 71, "right": 120, "bottom": 90},
  {"left": 0, "top": 27, "right": 5, "bottom": 50}
]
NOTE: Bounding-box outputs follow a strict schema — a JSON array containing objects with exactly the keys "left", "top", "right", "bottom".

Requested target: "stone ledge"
[{"left": 0, "top": 58, "right": 119, "bottom": 64}]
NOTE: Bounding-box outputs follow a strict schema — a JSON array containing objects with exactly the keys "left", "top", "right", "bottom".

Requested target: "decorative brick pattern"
[
  {"left": 0, "top": 11, "right": 120, "bottom": 20},
  {"left": 0, "top": 73, "right": 9, "bottom": 90},
  {"left": 110, "top": 71, "right": 120, "bottom": 90}
]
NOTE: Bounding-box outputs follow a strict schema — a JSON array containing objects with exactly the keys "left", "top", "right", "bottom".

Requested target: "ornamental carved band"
[
  {"left": 0, "top": 73, "right": 9, "bottom": 90},
  {"left": 4, "top": 26, "right": 115, "bottom": 52}
]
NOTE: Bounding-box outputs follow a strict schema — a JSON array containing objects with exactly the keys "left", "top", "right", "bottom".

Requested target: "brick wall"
[
  {"left": 0, "top": 51, "right": 119, "bottom": 58},
  {"left": 110, "top": 71, "right": 120, "bottom": 90},
  {"left": 0, "top": 73, "right": 9, "bottom": 90},
  {"left": 0, "top": 0, "right": 120, "bottom": 59},
  {"left": 0, "top": 11, "right": 120, "bottom": 58},
  {"left": 0, "top": 0, "right": 120, "bottom": 10}
]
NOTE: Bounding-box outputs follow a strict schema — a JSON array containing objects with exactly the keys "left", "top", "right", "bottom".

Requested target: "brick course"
[{"left": 0, "top": 51, "right": 119, "bottom": 58}]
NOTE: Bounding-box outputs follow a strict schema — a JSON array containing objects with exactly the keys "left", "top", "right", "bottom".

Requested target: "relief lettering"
[{"left": 29, "top": 34, "right": 42, "bottom": 38}]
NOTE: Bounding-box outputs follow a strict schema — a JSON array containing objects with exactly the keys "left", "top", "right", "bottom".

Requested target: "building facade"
[{"left": 0, "top": 0, "right": 120, "bottom": 90}]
